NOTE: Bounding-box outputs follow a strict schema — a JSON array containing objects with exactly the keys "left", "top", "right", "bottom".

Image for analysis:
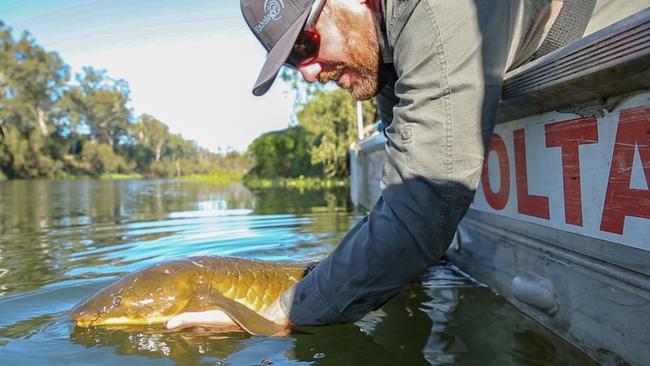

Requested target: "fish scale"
[{"left": 70, "top": 256, "right": 311, "bottom": 332}]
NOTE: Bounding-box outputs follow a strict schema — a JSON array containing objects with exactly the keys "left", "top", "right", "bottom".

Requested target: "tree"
[
  {"left": 0, "top": 25, "right": 69, "bottom": 136},
  {"left": 0, "top": 20, "right": 251, "bottom": 180},
  {"left": 247, "top": 126, "right": 320, "bottom": 178},
  {"left": 297, "top": 89, "right": 377, "bottom": 177},
  {"left": 80, "top": 141, "right": 131, "bottom": 175},
  {"left": 57, "top": 67, "right": 131, "bottom": 150},
  {"left": 0, "top": 67, "right": 7, "bottom": 138},
  {"left": 131, "top": 114, "right": 169, "bottom": 162},
  {"left": 0, "top": 22, "right": 69, "bottom": 177}
]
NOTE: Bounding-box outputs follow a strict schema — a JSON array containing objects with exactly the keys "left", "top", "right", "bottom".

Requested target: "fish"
[{"left": 70, "top": 256, "right": 313, "bottom": 336}]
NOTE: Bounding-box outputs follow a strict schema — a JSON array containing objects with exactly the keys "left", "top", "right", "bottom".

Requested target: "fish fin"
[{"left": 208, "top": 292, "right": 288, "bottom": 336}]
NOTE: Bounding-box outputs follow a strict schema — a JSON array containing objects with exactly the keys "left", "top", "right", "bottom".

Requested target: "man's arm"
[{"left": 283, "top": 0, "right": 524, "bottom": 325}]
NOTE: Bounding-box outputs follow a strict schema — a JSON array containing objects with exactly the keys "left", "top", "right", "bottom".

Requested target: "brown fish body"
[{"left": 70, "top": 256, "right": 309, "bottom": 333}]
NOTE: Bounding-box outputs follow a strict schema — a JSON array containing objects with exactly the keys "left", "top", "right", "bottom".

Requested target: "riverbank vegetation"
[
  {"left": 0, "top": 22, "right": 251, "bottom": 180},
  {"left": 244, "top": 175, "right": 348, "bottom": 189},
  {"left": 182, "top": 168, "right": 246, "bottom": 185},
  {"left": 245, "top": 89, "right": 378, "bottom": 185},
  {"left": 0, "top": 21, "right": 377, "bottom": 187}
]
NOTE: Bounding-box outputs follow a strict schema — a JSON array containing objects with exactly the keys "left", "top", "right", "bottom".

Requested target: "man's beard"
[{"left": 318, "top": 4, "right": 381, "bottom": 100}]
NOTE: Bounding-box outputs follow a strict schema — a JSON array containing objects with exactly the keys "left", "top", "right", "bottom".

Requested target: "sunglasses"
[
  {"left": 285, "top": 0, "right": 325, "bottom": 68},
  {"left": 286, "top": 29, "right": 321, "bottom": 68}
]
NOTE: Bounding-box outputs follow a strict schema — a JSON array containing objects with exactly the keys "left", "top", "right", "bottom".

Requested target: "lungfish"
[{"left": 70, "top": 256, "right": 313, "bottom": 336}]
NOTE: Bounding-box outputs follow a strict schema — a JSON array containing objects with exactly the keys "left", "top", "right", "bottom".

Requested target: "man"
[
  {"left": 241, "top": 0, "right": 570, "bottom": 329},
  {"left": 166, "top": 0, "right": 638, "bottom": 333}
]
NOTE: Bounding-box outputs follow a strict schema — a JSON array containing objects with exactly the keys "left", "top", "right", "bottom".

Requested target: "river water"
[{"left": 0, "top": 179, "right": 597, "bottom": 365}]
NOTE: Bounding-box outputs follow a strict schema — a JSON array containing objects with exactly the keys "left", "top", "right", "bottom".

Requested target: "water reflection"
[
  {"left": 70, "top": 326, "right": 252, "bottom": 364},
  {"left": 0, "top": 180, "right": 597, "bottom": 365},
  {"left": 65, "top": 301, "right": 429, "bottom": 366},
  {"left": 252, "top": 188, "right": 350, "bottom": 215},
  {"left": 418, "top": 263, "right": 596, "bottom": 366},
  {"left": 59, "top": 262, "right": 598, "bottom": 366},
  {"left": 0, "top": 180, "right": 352, "bottom": 297}
]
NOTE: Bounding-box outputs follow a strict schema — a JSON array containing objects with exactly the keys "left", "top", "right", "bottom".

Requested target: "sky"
[{"left": 0, "top": 0, "right": 297, "bottom": 152}]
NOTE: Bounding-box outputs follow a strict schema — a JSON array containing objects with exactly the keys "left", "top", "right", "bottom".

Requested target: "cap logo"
[{"left": 254, "top": 0, "right": 285, "bottom": 34}]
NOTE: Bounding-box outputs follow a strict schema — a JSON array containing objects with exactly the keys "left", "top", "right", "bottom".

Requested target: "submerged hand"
[
  {"left": 165, "top": 309, "right": 239, "bottom": 330},
  {"left": 165, "top": 295, "right": 292, "bottom": 336}
]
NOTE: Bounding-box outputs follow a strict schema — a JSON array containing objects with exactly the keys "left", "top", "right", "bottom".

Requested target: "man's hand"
[
  {"left": 258, "top": 295, "right": 291, "bottom": 329},
  {"left": 164, "top": 293, "right": 292, "bottom": 336},
  {"left": 165, "top": 309, "right": 238, "bottom": 330}
]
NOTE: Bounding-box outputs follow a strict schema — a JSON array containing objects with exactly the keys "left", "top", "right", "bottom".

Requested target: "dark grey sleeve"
[{"left": 285, "top": 0, "right": 521, "bottom": 325}]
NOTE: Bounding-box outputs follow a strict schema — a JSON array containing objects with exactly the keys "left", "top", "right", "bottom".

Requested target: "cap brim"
[{"left": 252, "top": 7, "right": 311, "bottom": 96}]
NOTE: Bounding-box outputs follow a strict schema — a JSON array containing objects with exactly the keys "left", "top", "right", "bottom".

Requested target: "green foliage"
[
  {"left": 149, "top": 160, "right": 176, "bottom": 178},
  {"left": 0, "top": 19, "right": 380, "bottom": 183},
  {"left": 245, "top": 83, "right": 379, "bottom": 181},
  {"left": 130, "top": 114, "right": 168, "bottom": 162},
  {"left": 0, "top": 126, "right": 63, "bottom": 178},
  {"left": 247, "top": 126, "right": 321, "bottom": 178},
  {"left": 0, "top": 20, "right": 252, "bottom": 180},
  {"left": 80, "top": 141, "right": 132, "bottom": 175},
  {"left": 56, "top": 67, "right": 131, "bottom": 148},
  {"left": 125, "top": 143, "right": 154, "bottom": 172},
  {"left": 0, "top": 25, "right": 69, "bottom": 138},
  {"left": 244, "top": 175, "right": 348, "bottom": 190},
  {"left": 0, "top": 22, "right": 69, "bottom": 178},
  {"left": 182, "top": 168, "right": 245, "bottom": 185},
  {"left": 100, "top": 172, "right": 143, "bottom": 180},
  {"left": 297, "top": 89, "right": 377, "bottom": 177}
]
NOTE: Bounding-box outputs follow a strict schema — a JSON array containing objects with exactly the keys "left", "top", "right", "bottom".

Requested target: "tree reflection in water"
[{"left": 0, "top": 180, "right": 598, "bottom": 365}]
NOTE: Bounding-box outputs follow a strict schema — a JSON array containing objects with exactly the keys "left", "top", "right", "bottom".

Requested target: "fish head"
[{"left": 71, "top": 263, "right": 195, "bottom": 327}]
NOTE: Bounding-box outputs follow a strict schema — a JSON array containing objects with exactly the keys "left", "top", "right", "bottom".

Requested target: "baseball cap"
[{"left": 240, "top": 0, "right": 323, "bottom": 96}]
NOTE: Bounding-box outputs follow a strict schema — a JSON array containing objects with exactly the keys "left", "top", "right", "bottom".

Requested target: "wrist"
[{"left": 261, "top": 286, "right": 295, "bottom": 328}]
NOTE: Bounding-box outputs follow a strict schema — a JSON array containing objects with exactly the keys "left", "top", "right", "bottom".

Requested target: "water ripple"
[{"left": 0, "top": 180, "right": 598, "bottom": 366}]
